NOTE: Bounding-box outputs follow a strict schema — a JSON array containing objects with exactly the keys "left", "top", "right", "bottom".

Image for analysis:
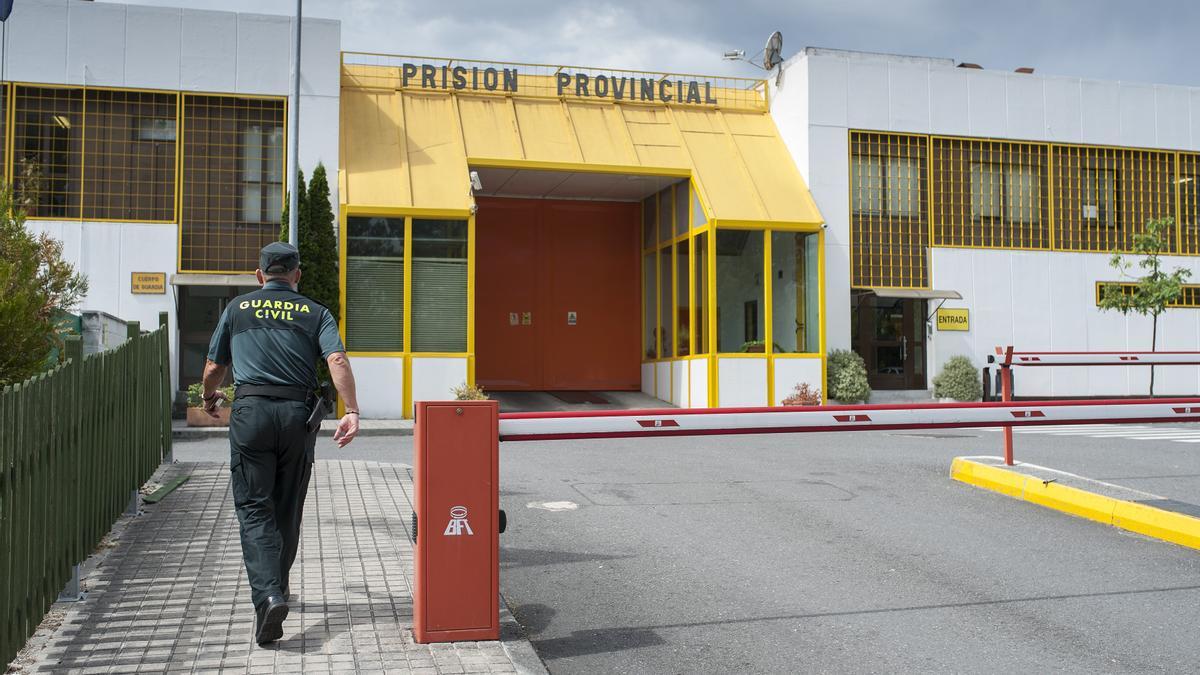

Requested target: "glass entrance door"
[{"left": 853, "top": 296, "right": 926, "bottom": 390}]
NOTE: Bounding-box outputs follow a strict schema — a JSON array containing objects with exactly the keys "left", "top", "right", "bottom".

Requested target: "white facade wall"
[
  {"left": 349, "top": 356, "right": 404, "bottom": 418},
  {"left": 7, "top": 0, "right": 341, "bottom": 393},
  {"left": 773, "top": 47, "right": 1200, "bottom": 397}
]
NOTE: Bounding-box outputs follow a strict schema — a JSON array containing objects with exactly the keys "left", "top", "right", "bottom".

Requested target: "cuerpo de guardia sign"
[{"left": 399, "top": 62, "right": 721, "bottom": 105}]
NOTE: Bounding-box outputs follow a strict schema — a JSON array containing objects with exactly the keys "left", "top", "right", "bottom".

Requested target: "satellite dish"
[{"left": 763, "top": 31, "right": 783, "bottom": 70}]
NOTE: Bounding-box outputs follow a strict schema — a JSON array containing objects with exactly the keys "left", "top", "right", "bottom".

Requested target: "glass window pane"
[
  {"left": 643, "top": 251, "right": 656, "bottom": 359},
  {"left": 659, "top": 246, "right": 672, "bottom": 357},
  {"left": 265, "top": 127, "right": 284, "bottom": 184},
  {"left": 241, "top": 184, "right": 262, "bottom": 223},
  {"left": 657, "top": 187, "right": 672, "bottom": 244},
  {"left": 674, "top": 181, "right": 688, "bottom": 236},
  {"left": 804, "top": 233, "right": 819, "bottom": 353},
  {"left": 642, "top": 194, "right": 656, "bottom": 248},
  {"left": 851, "top": 156, "right": 883, "bottom": 215},
  {"left": 694, "top": 232, "right": 708, "bottom": 354},
  {"left": 676, "top": 240, "right": 690, "bottom": 357},
  {"left": 771, "top": 231, "right": 819, "bottom": 353},
  {"left": 691, "top": 187, "right": 707, "bottom": 229},
  {"left": 1005, "top": 165, "right": 1040, "bottom": 223},
  {"left": 82, "top": 89, "right": 178, "bottom": 221},
  {"left": 241, "top": 126, "right": 263, "bottom": 181},
  {"left": 887, "top": 157, "right": 918, "bottom": 217},
  {"left": 971, "top": 163, "right": 1002, "bottom": 218},
  {"left": 412, "top": 219, "right": 468, "bottom": 352},
  {"left": 13, "top": 86, "right": 84, "bottom": 218},
  {"left": 1083, "top": 169, "right": 1116, "bottom": 226},
  {"left": 346, "top": 216, "right": 404, "bottom": 351},
  {"left": 181, "top": 95, "right": 285, "bottom": 272},
  {"left": 716, "top": 230, "right": 764, "bottom": 353}
]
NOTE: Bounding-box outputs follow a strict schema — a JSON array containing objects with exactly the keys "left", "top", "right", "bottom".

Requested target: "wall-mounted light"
[{"left": 51, "top": 114, "right": 72, "bottom": 129}]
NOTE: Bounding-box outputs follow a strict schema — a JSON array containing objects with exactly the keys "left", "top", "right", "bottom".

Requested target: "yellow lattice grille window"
[
  {"left": 83, "top": 89, "right": 177, "bottom": 222},
  {"left": 13, "top": 86, "right": 83, "bottom": 218},
  {"left": 1052, "top": 145, "right": 1175, "bottom": 252},
  {"left": 849, "top": 131, "right": 928, "bottom": 288},
  {"left": 181, "top": 95, "right": 285, "bottom": 272},
  {"left": 1096, "top": 282, "right": 1200, "bottom": 308},
  {"left": 1179, "top": 153, "right": 1199, "bottom": 254},
  {"left": 931, "top": 137, "right": 1049, "bottom": 249}
]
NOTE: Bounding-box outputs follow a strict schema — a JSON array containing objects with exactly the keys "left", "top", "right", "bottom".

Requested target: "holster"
[{"left": 305, "top": 382, "right": 334, "bottom": 434}]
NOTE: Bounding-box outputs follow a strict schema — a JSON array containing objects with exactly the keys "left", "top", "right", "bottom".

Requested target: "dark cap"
[{"left": 260, "top": 242, "right": 300, "bottom": 273}]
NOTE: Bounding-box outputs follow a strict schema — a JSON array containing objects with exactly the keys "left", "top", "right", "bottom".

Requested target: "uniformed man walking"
[{"left": 200, "top": 242, "right": 361, "bottom": 646}]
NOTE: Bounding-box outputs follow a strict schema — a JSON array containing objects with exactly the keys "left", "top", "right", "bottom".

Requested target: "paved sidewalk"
[{"left": 18, "top": 461, "right": 544, "bottom": 674}]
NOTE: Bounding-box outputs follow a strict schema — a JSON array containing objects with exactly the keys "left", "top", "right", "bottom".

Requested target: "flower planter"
[{"left": 186, "top": 406, "right": 231, "bottom": 427}]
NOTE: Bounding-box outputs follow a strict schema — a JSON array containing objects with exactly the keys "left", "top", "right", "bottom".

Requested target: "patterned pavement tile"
[{"left": 17, "top": 461, "right": 544, "bottom": 675}]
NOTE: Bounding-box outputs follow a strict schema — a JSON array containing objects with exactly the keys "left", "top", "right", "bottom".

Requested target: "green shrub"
[
  {"left": 933, "top": 356, "right": 982, "bottom": 401},
  {"left": 826, "top": 349, "right": 870, "bottom": 403}
]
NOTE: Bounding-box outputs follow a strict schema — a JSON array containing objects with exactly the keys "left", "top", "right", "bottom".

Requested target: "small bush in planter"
[
  {"left": 933, "top": 356, "right": 983, "bottom": 401},
  {"left": 452, "top": 382, "right": 488, "bottom": 401},
  {"left": 781, "top": 383, "right": 822, "bottom": 406},
  {"left": 826, "top": 349, "right": 870, "bottom": 403}
]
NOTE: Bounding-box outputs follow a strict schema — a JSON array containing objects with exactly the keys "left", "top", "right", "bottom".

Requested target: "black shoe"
[
  {"left": 255, "top": 595, "right": 289, "bottom": 646},
  {"left": 281, "top": 585, "right": 290, "bottom": 601}
]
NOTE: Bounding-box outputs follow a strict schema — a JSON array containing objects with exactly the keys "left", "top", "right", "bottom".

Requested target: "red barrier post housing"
[{"left": 413, "top": 401, "right": 500, "bottom": 643}]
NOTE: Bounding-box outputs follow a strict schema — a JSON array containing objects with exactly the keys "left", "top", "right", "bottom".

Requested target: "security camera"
[
  {"left": 821, "top": 223, "right": 828, "bottom": 229},
  {"left": 469, "top": 170, "right": 483, "bottom": 192}
]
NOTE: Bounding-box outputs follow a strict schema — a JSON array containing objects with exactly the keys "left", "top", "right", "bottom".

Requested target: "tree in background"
[
  {"left": 279, "top": 168, "right": 307, "bottom": 251},
  {"left": 0, "top": 185, "right": 89, "bottom": 385},
  {"left": 304, "top": 165, "right": 340, "bottom": 320},
  {"left": 280, "top": 164, "right": 339, "bottom": 318},
  {"left": 1099, "top": 217, "right": 1190, "bottom": 396}
]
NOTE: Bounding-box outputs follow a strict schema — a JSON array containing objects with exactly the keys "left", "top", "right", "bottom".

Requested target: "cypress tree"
[{"left": 303, "top": 164, "right": 340, "bottom": 320}]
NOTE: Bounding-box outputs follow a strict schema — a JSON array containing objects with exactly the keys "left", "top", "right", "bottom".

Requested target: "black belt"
[{"left": 235, "top": 384, "right": 312, "bottom": 402}]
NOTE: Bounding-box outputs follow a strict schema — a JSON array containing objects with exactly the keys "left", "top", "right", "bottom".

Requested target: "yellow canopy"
[{"left": 339, "top": 62, "right": 823, "bottom": 226}]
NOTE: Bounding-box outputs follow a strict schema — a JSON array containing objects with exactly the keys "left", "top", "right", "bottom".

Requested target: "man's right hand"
[
  {"left": 333, "top": 412, "right": 359, "bottom": 447},
  {"left": 203, "top": 390, "right": 227, "bottom": 418}
]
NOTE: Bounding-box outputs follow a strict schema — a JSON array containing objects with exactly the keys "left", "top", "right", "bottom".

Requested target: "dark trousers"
[{"left": 228, "top": 395, "right": 315, "bottom": 609}]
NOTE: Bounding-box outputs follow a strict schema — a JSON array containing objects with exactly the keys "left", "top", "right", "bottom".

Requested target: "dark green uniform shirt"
[{"left": 207, "top": 280, "right": 345, "bottom": 389}]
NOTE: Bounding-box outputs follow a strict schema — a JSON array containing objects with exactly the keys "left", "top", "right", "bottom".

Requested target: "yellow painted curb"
[{"left": 950, "top": 457, "right": 1200, "bottom": 551}]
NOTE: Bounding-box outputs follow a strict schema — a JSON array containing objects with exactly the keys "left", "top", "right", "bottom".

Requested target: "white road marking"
[
  {"left": 1008, "top": 423, "right": 1200, "bottom": 445},
  {"left": 526, "top": 501, "right": 580, "bottom": 512}
]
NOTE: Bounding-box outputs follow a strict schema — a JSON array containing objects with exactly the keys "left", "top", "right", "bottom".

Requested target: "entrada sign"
[
  {"left": 936, "top": 308, "right": 969, "bottom": 331},
  {"left": 400, "top": 62, "right": 720, "bottom": 105}
]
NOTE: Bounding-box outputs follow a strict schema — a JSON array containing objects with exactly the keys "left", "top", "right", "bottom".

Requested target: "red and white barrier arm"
[
  {"left": 991, "top": 347, "right": 1200, "bottom": 367},
  {"left": 497, "top": 398, "right": 1200, "bottom": 442}
]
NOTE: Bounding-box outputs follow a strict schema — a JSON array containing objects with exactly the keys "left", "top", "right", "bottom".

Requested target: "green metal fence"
[{"left": 1, "top": 312, "right": 172, "bottom": 666}]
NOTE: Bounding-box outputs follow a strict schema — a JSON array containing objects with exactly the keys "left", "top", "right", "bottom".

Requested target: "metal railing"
[{"left": 1, "top": 312, "right": 171, "bottom": 666}]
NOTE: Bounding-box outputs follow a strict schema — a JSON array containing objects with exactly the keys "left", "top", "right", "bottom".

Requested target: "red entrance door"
[{"left": 474, "top": 198, "right": 640, "bottom": 391}]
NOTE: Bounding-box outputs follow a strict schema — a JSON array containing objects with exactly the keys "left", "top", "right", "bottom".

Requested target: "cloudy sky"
[{"left": 107, "top": 0, "right": 1200, "bottom": 86}]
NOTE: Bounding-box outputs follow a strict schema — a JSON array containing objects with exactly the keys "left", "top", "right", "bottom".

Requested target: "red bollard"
[
  {"left": 412, "top": 400, "right": 501, "bottom": 643},
  {"left": 1001, "top": 364, "right": 1015, "bottom": 465}
]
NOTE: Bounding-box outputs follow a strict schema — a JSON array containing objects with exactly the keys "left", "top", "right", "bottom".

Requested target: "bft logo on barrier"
[{"left": 443, "top": 505, "right": 474, "bottom": 536}]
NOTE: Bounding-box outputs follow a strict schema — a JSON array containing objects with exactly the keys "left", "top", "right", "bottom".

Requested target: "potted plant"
[
  {"left": 932, "top": 355, "right": 983, "bottom": 402},
  {"left": 186, "top": 382, "right": 235, "bottom": 427},
  {"left": 452, "top": 382, "right": 488, "bottom": 400},
  {"left": 780, "top": 383, "right": 822, "bottom": 406}
]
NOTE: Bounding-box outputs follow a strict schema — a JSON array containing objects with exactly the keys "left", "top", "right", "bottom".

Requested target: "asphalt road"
[{"left": 174, "top": 425, "right": 1200, "bottom": 673}]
